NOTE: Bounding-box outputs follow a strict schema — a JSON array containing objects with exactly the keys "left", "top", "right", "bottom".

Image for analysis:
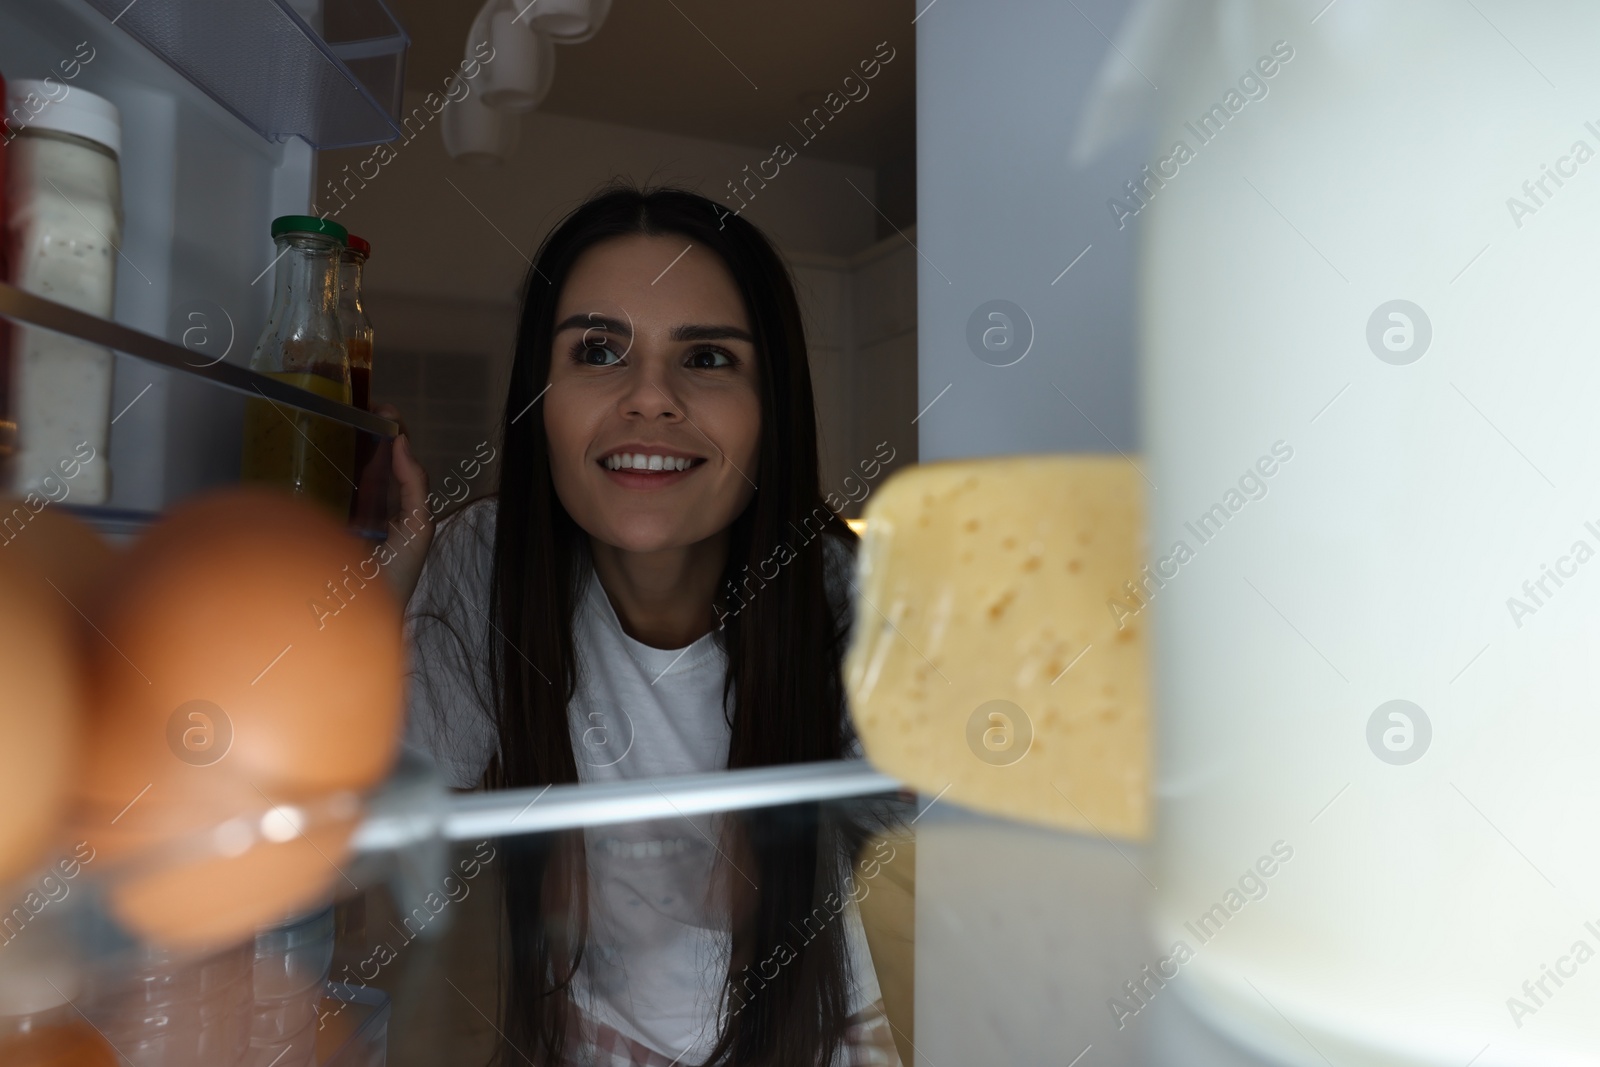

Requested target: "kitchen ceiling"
[{"left": 385, "top": 0, "right": 917, "bottom": 168}]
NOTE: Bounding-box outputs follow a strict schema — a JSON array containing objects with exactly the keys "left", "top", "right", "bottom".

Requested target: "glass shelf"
[
  {"left": 0, "top": 281, "right": 397, "bottom": 438},
  {"left": 352, "top": 758, "right": 906, "bottom": 854},
  {"left": 0, "top": 766, "right": 1273, "bottom": 1067},
  {"left": 80, "top": 0, "right": 409, "bottom": 149}
]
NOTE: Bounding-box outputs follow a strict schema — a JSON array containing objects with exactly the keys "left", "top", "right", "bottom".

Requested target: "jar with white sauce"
[{"left": 3, "top": 79, "right": 121, "bottom": 505}]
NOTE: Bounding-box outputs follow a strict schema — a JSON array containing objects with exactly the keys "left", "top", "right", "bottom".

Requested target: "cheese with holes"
[{"left": 845, "top": 456, "right": 1149, "bottom": 840}]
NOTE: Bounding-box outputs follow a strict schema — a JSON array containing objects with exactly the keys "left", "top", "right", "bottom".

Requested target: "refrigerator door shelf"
[
  {"left": 0, "top": 282, "right": 398, "bottom": 438},
  {"left": 81, "top": 0, "right": 409, "bottom": 149}
]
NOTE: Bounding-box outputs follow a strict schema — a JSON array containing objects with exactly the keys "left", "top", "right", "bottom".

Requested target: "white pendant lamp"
[
  {"left": 441, "top": 75, "right": 520, "bottom": 166},
  {"left": 512, "top": 0, "right": 611, "bottom": 45},
  {"left": 479, "top": 9, "right": 557, "bottom": 111}
]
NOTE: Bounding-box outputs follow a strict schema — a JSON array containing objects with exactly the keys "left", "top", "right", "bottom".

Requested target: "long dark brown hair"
[{"left": 484, "top": 183, "right": 860, "bottom": 1065}]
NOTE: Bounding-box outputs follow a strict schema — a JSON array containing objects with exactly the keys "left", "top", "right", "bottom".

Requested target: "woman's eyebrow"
[
  {"left": 670, "top": 323, "right": 753, "bottom": 343},
  {"left": 554, "top": 312, "right": 630, "bottom": 335},
  {"left": 552, "top": 312, "right": 752, "bottom": 344}
]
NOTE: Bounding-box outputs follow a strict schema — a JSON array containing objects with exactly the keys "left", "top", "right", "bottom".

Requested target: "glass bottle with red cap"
[
  {"left": 339, "top": 233, "right": 374, "bottom": 413},
  {"left": 340, "top": 233, "right": 387, "bottom": 538}
]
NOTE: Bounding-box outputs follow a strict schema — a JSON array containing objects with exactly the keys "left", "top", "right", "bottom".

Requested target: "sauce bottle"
[
  {"left": 240, "top": 215, "right": 354, "bottom": 520},
  {"left": 339, "top": 234, "right": 373, "bottom": 413},
  {"left": 340, "top": 234, "right": 386, "bottom": 539}
]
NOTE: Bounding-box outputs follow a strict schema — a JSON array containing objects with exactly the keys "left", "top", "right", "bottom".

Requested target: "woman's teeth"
[{"left": 604, "top": 453, "right": 694, "bottom": 472}]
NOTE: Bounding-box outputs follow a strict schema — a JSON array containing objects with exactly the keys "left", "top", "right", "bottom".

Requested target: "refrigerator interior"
[{"left": 0, "top": 0, "right": 313, "bottom": 514}]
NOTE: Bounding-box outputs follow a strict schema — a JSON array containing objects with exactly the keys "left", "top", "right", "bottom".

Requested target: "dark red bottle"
[{"left": 341, "top": 233, "right": 387, "bottom": 538}]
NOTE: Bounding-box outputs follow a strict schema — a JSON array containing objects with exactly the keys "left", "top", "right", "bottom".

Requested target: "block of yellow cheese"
[{"left": 845, "top": 455, "right": 1149, "bottom": 840}]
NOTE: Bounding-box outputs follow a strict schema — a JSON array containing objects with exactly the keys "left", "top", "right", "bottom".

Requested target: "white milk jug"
[{"left": 1079, "top": 1, "right": 1600, "bottom": 1063}]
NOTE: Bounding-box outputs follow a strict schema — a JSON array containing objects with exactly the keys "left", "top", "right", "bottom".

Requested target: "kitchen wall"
[
  {"left": 792, "top": 231, "right": 919, "bottom": 518},
  {"left": 317, "top": 94, "right": 914, "bottom": 503}
]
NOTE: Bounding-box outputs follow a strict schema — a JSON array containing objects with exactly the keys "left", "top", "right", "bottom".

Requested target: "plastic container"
[
  {"left": 0, "top": 926, "right": 110, "bottom": 1064},
  {"left": 3, "top": 79, "right": 121, "bottom": 505},
  {"left": 240, "top": 214, "right": 355, "bottom": 521},
  {"left": 248, "top": 904, "right": 335, "bottom": 1067},
  {"left": 317, "top": 983, "right": 389, "bottom": 1067},
  {"left": 96, "top": 941, "right": 254, "bottom": 1067},
  {"left": 0, "top": 1007, "right": 118, "bottom": 1066}
]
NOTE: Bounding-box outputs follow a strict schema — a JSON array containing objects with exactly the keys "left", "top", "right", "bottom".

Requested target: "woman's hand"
[{"left": 377, "top": 404, "right": 435, "bottom": 608}]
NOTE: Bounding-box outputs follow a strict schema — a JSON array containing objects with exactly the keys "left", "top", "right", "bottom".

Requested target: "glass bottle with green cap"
[{"left": 240, "top": 214, "right": 355, "bottom": 519}]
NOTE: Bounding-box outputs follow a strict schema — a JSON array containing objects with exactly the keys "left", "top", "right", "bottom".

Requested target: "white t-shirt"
[{"left": 402, "top": 499, "right": 880, "bottom": 1061}]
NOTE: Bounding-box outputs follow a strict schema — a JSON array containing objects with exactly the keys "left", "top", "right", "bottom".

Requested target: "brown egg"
[
  {"left": 73, "top": 485, "right": 402, "bottom": 951},
  {"left": 0, "top": 547, "right": 80, "bottom": 885},
  {"left": 106, "top": 808, "right": 359, "bottom": 952},
  {"left": 76, "top": 761, "right": 362, "bottom": 952},
  {"left": 0, "top": 498, "right": 117, "bottom": 615},
  {"left": 83, "top": 485, "right": 404, "bottom": 799},
  {"left": 0, "top": 1024, "right": 118, "bottom": 1067},
  {"left": 76, "top": 756, "right": 351, "bottom": 866}
]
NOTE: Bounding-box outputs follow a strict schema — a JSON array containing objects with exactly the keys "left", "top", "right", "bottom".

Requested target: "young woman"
[{"left": 386, "top": 185, "right": 901, "bottom": 1067}]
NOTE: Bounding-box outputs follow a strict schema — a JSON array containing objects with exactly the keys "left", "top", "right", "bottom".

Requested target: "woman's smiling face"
[{"left": 543, "top": 233, "right": 762, "bottom": 554}]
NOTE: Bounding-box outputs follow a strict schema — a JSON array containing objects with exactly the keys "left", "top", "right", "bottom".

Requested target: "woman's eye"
[
  {"left": 576, "top": 341, "right": 622, "bottom": 366},
  {"left": 686, "top": 347, "right": 733, "bottom": 369}
]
